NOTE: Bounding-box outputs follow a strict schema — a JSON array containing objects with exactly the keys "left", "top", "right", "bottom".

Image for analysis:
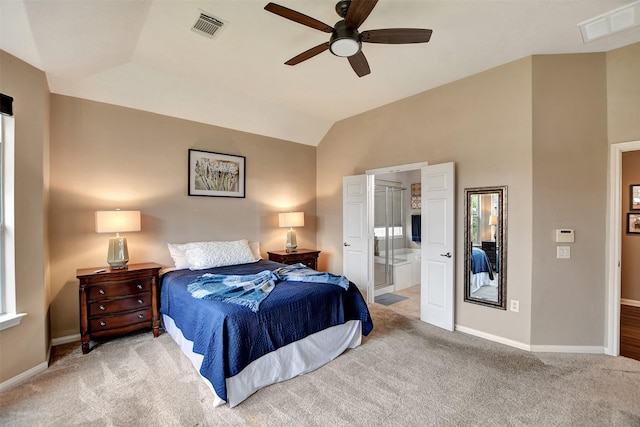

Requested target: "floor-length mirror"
[{"left": 464, "top": 186, "right": 507, "bottom": 309}]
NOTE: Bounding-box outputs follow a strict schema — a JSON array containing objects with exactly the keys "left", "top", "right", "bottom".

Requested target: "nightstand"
[
  {"left": 267, "top": 249, "right": 321, "bottom": 270},
  {"left": 77, "top": 262, "right": 162, "bottom": 354}
]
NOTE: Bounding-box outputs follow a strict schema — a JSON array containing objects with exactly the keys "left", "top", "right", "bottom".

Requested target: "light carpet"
[{"left": 1, "top": 304, "right": 639, "bottom": 426}]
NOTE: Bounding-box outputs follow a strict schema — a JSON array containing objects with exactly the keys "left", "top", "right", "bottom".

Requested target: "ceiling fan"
[{"left": 264, "top": 0, "right": 432, "bottom": 77}]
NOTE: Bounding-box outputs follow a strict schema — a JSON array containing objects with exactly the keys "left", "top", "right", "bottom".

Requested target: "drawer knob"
[
  {"left": 137, "top": 299, "right": 144, "bottom": 304},
  {"left": 99, "top": 305, "right": 106, "bottom": 311},
  {"left": 137, "top": 314, "right": 144, "bottom": 319},
  {"left": 99, "top": 289, "right": 105, "bottom": 295},
  {"left": 100, "top": 321, "right": 106, "bottom": 327},
  {"left": 136, "top": 284, "right": 143, "bottom": 290}
]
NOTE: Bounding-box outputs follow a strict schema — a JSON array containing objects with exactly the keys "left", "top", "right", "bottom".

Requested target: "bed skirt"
[{"left": 161, "top": 313, "right": 362, "bottom": 407}]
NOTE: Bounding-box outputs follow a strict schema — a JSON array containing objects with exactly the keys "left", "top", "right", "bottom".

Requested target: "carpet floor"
[{"left": 1, "top": 303, "right": 639, "bottom": 426}]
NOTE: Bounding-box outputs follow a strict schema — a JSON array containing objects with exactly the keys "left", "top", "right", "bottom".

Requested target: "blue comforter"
[
  {"left": 471, "top": 247, "right": 494, "bottom": 280},
  {"left": 159, "top": 259, "right": 373, "bottom": 403}
]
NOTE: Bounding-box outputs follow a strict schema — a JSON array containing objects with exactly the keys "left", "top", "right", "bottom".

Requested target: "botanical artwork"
[
  {"left": 188, "top": 149, "right": 245, "bottom": 198},
  {"left": 194, "top": 158, "right": 239, "bottom": 192}
]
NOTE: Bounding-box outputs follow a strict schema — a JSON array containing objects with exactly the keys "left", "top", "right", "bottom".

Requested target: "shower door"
[{"left": 373, "top": 184, "right": 406, "bottom": 296}]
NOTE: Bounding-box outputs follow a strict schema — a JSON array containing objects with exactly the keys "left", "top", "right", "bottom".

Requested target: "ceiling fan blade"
[
  {"left": 345, "top": 0, "right": 378, "bottom": 30},
  {"left": 265, "top": 3, "right": 334, "bottom": 33},
  {"left": 348, "top": 51, "right": 371, "bottom": 77},
  {"left": 361, "top": 28, "right": 433, "bottom": 44},
  {"left": 285, "top": 42, "right": 330, "bottom": 65}
]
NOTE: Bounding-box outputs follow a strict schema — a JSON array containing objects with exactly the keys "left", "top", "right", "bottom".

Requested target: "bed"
[
  {"left": 159, "top": 252, "right": 373, "bottom": 408},
  {"left": 470, "top": 247, "right": 495, "bottom": 293}
]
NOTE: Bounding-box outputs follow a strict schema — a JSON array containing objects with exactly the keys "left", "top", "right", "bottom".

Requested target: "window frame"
[{"left": 0, "top": 110, "right": 26, "bottom": 330}]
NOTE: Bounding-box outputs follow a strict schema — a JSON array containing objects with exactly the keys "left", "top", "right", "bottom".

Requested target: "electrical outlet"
[{"left": 510, "top": 300, "right": 520, "bottom": 312}]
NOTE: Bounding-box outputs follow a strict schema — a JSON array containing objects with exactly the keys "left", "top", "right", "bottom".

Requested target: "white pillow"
[
  {"left": 249, "top": 241, "right": 262, "bottom": 260},
  {"left": 167, "top": 243, "right": 190, "bottom": 270},
  {"left": 183, "top": 239, "right": 258, "bottom": 270},
  {"left": 168, "top": 240, "right": 262, "bottom": 270}
]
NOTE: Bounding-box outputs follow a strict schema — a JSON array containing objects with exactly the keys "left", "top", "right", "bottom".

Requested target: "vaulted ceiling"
[{"left": 2, "top": 1, "right": 639, "bottom": 146}]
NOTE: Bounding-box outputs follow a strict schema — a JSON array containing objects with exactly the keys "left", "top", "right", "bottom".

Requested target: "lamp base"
[
  {"left": 107, "top": 236, "right": 129, "bottom": 270},
  {"left": 285, "top": 229, "right": 298, "bottom": 253}
]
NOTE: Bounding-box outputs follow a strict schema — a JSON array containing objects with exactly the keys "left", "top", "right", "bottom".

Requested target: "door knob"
[
  {"left": 343, "top": 242, "right": 351, "bottom": 246},
  {"left": 440, "top": 252, "right": 452, "bottom": 258}
]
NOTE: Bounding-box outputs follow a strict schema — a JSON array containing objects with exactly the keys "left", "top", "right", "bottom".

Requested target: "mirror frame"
[{"left": 463, "top": 186, "right": 508, "bottom": 309}]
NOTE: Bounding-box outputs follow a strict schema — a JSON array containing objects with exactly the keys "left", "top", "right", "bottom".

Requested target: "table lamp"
[
  {"left": 489, "top": 215, "right": 498, "bottom": 241},
  {"left": 95, "top": 210, "right": 141, "bottom": 269},
  {"left": 279, "top": 212, "right": 304, "bottom": 253}
]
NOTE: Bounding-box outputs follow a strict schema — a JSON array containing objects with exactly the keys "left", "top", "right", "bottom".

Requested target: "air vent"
[{"left": 191, "top": 11, "right": 227, "bottom": 39}]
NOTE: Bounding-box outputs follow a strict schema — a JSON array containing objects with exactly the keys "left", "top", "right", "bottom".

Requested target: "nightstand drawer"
[
  {"left": 87, "top": 279, "right": 151, "bottom": 301},
  {"left": 88, "top": 294, "right": 151, "bottom": 316},
  {"left": 267, "top": 249, "right": 321, "bottom": 271},
  {"left": 89, "top": 308, "right": 152, "bottom": 332}
]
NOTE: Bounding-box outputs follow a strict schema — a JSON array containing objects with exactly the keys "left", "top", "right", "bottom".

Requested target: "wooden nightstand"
[
  {"left": 77, "top": 262, "right": 162, "bottom": 354},
  {"left": 267, "top": 249, "right": 321, "bottom": 270}
]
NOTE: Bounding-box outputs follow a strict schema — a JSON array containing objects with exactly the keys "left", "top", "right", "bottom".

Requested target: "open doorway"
[
  {"left": 343, "top": 161, "right": 455, "bottom": 331},
  {"left": 370, "top": 172, "right": 421, "bottom": 318},
  {"left": 606, "top": 140, "right": 640, "bottom": 357}
]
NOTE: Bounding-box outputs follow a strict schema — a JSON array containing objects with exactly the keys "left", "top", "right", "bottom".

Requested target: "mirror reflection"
[{"left": 464, "top": 186, "right": 507, "bottom": 309}]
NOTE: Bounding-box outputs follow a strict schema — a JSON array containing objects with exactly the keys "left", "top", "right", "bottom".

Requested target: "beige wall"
[
  {"left": 0, "top": 51, "right": 50, "bottom": 383},
  {"left": 48, "top": 95, "right": 316, "bottom": 339},
  {"left": 530, "top": 54, "right": 608, "bottom": 345},
  {"left": 607, "top": 42, "right": 640, "bottom": 144},
  {"left": 317, "top": 58, "right": 534, "bottom": 344},
  {"left": 622, "top": 151, "right": 640, "bottom": 301}
]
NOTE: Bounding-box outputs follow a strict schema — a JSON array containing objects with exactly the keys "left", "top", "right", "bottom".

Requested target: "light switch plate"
[{"left": 557, "top": 246, "right": 570, "bottom": 259}]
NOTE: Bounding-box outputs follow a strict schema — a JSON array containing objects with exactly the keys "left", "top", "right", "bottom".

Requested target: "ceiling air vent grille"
[{"left": 192, "top": 11, "right": 227, "bottom": 39}]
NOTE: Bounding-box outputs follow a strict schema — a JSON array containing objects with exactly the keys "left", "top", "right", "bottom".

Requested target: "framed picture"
[
  {"left": 628, "top": 213, "right": 640, "bottom": 234},
  {"left": 188, "top": 149, "right": 245, "bottom": 198},
  {"left": 631, "top": 184, "right": 640, "bottom": 210}
]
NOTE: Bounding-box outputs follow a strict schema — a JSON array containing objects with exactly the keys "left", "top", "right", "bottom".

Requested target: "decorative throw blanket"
[
  {"left": 187, "top": 270, "right": 277, "bottom": 312},
  {"left": 273, "top": 263, "right": 350, "bottom": 290},
  {"left": 187, "top": 263, "right": 350, "bottom": 311}
]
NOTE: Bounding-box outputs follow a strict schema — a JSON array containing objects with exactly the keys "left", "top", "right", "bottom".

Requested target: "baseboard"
[
  {"left": 621, "top": 298, "right": 640, "bottom": 308},
  {"left": 456, "top": 325, "right": 606, "bottom": 354},
  {"left": 0, "top": 361, "right": 48, "bottom": 393},
  {"left": 455, "top": 325, "right": 531, "bottom": 351},
  {"left": 529, "top": 345, "right": 605, "bottom": 354},
  {"left": 51, "top": 333, "right": 80, "bottom": 346}
]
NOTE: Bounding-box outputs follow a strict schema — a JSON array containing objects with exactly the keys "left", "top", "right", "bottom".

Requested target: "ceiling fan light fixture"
[
  {"left": 330, "top": 38, "right": 361, "bottom": 57},
  {"left": 329, "top": 20, "right": 361, "bottom": 57}
]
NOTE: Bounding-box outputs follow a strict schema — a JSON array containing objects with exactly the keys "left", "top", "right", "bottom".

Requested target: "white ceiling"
[{"left": 2, "top": 1, "right": 639, "bottom": 146}]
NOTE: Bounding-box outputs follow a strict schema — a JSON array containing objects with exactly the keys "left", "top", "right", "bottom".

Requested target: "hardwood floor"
[{"left": 621, "top": 304, "right": 640, "bottom": 361}]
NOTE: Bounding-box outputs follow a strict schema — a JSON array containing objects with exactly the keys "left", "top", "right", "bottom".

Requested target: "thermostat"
[{"left": 555, "top": 229, "right": 575, "bottom": 243}]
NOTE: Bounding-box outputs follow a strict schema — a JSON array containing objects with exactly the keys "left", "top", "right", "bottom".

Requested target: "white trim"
[
  {"left": 0, "top": 361, "right": 47, "bottom": 393},
  {"left": 51, "top": 333, "right": 80, "bottom": 346},
  {"left": 0, "top": 312, "right": 26, "bottom": 331},
  {"left": 529, "top": 345, "right": 604, "bottom": 354},
  {"left": 366, "top": 162, "right": 429, "bottom": 175},
  {"left": 455, "top": 325, "right": 531, "bottom": 351},
  {"left": 621, "top": 298, "right": 640, "bottom": 308},
  {"left": 606, "top": 140, "right": 640, "bottom": 356}
]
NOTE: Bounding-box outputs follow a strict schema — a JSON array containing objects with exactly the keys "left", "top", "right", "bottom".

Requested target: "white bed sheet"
[
  {"left": 470, "top": 272, "right": 496, "bottom": 293},
  {"left": 162, "top": 314, "right": 362, "bottom": 407}
]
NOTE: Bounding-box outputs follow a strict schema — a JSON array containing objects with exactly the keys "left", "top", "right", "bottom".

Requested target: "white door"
[
  {"left": 343, "top": 175, "right": 373, "bottom": 302},
  {"left": 421, "top": 162, "right": 455, "bottom": 331}
]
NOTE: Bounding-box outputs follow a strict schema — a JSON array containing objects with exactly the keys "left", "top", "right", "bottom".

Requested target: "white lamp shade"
[
  {"left": 95, "top": 210, "right": 141, "bottom": 233},
  {"left": 279, "top": 212, "right": 304, "bottom": 228},
  {"left": 489, "top": 215, "right": 498, "bottom": 226}
]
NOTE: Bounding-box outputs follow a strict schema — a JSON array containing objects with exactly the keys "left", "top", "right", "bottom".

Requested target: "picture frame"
[
  {"left": 631, "top": 184, "right": 640, "bottom": 210},
  {"left": 188, "top": 149, "right": 245, "bottom": 198},
  {"left": 627, "top": 213, "right": 640, "bottom": 234}
]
